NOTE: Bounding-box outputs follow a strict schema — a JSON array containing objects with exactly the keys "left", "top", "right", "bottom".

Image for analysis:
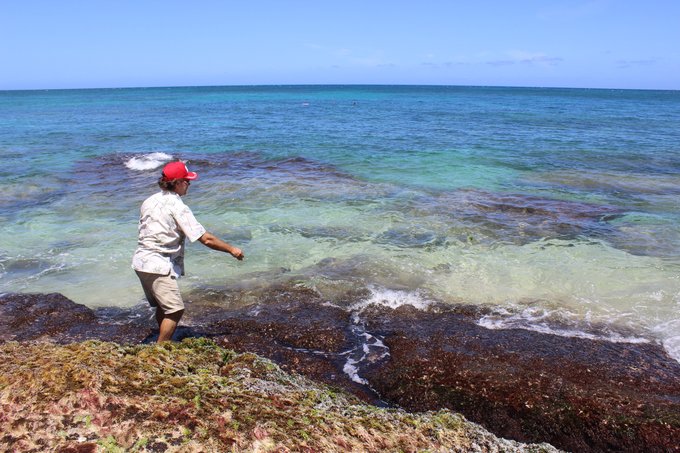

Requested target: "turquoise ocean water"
[{"left": 1, "top": 85, "right": 679, "bottom": 361}]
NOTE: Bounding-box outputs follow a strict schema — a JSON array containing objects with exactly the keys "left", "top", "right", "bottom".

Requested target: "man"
[{"left": 132, "top": 160, "right": 244, "bottom": 342}]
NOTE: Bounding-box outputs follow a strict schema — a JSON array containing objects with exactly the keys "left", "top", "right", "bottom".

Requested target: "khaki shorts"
[{"left": 135, "top": 271, "right": 185, "bottom": 314}]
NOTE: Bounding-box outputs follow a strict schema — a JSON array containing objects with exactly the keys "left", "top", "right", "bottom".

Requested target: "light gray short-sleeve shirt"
[{"left": 132, "top": 191, "right": 206, "bottom": 277}]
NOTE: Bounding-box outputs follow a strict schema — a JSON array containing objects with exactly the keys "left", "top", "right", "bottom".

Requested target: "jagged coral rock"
[{"left": 0, "top": 338, "right": 559, "bottom": 452}]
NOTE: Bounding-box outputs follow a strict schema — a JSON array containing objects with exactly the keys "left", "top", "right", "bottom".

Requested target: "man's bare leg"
[
  {"left": 155, "top": 307, "right": 163, "bottom": 328},
  {"left": 157, "top": 309, "right": 184, "bottom": 342}
]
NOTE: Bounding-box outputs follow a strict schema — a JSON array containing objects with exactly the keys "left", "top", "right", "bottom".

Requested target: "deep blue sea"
[{"left": 1, "top": 85, "right": 679, "bottom": 361}]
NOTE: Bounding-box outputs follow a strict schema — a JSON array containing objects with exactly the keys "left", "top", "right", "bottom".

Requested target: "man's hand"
[{"left": 230, "top": 247, "right": 244, "bottom": 260}]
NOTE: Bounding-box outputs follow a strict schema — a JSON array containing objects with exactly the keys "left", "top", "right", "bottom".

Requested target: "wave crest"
[{"left": 125, "top": 152, "right": 173, "bottom": 171}]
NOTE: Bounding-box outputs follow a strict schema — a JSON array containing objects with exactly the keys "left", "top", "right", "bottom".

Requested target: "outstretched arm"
[{"left": 198, "top": 232, "right": 244, "bottom": 260}]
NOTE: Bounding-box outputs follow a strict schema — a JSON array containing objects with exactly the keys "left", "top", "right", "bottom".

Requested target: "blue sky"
[{"left": 2, "top": 0, "right": 679, "bottom": 90}]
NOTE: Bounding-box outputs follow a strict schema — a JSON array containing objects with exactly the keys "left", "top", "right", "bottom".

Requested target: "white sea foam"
[
  {"left": 124, "top": 152, "right": 173, "bottom": 171},
  {"left": 349, "top": 287, "right": 433, "bottom": 314},
  {"left": 663, "top": 337, "right": 680, "bottom": 363},
  {"left": 341, "top": 326, "right": 390, "bottom": 386},
  {"left": 339, "top": 287, "right": 423, "bottom": 385},
  {"left": 477, "top": 306, "right": 652, "bottom": 345},
  {"left": 343, "top": 357, "right": 368, "bottom": 385},
  {"left": 652, "top": 318, "right": 680, "bottom": 363}
]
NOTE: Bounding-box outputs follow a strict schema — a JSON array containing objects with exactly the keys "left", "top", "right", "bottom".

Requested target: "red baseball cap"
[{"left": 162, "top": 161, "right": 198, "bottom": 180}]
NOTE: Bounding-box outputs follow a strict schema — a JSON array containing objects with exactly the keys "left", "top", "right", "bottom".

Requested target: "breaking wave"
[
  {"left": 348, "top": 287, "right": 433, "bottom": 314},
  {"left": 124, "top": 152, "right": 173, "bottom": 171}
]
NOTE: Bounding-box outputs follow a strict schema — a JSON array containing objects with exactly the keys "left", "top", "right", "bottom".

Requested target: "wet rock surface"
[
  {"left": 0, "top": 293, "right": 151, "bottom": 344},
  {"left": 2, "top": 290, "right": 679, "bottom": 452},
  {"left": 358, "top": 305, "right": 680, "bottom": 453}
]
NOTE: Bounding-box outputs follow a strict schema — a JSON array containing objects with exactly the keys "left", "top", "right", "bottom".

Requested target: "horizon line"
[{"left": 1, "top": 82, "right": 678, "bottom": 93}]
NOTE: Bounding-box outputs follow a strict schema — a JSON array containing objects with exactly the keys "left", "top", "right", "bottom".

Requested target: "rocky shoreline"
[{"left": 1, "top": 290, "right": 679, "bottom": 452}]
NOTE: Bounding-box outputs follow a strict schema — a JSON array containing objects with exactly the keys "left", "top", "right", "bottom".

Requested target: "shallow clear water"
[{"left": 1, "top": 85, "right": 679, "bottom": 361}]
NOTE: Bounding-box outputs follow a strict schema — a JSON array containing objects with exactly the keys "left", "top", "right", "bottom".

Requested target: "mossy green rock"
[{"left": 0, "top": 338, "right": 558, "bottom": 452}]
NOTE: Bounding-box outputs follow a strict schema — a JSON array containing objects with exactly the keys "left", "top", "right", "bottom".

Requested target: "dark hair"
[{"left": 158, "top": 177, "right": 179, "bottom": 191}]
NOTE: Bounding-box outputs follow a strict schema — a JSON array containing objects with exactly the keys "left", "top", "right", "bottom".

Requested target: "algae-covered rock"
[{"left": 0, "top": 338, "right": 559, "bottom": 452}]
